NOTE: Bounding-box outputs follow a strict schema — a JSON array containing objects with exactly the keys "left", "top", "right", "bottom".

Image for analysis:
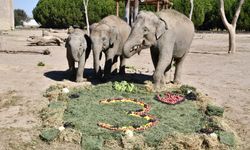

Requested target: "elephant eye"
[
  {"left": 143, "top": 27, "right": 149, "bottom": 33},
  {"left": 102, "top": 37, "right": 107, "bottom": 41}
]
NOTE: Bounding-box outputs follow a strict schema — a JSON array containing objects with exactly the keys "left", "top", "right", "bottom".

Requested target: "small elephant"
[
  {"left": 123, "top": 10, "right": 194, "bottom": 89},
  {"left": 90, "top": 15, "right": 131, "bottom": 79},
  {"left": 65, "top": 28, "right": 91, "bottom": 82}
]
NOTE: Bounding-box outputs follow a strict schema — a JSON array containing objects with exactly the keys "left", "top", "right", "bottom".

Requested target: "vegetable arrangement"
[
  {"left": 156, "top": 92, "right": 185, "bottom": 105},
  {"left": 113, "top": 81, "right": 136, "bottom": 92},
  {"left": 97, "top": 98, "right": 158, "bottom": 131}
]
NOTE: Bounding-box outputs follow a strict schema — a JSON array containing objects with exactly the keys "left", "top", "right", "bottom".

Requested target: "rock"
[
  {"left": 206, "top": 104, "right": 224, "bottom": 116},
  {"left": 40, "top": 128, "right": 60, "bottom": 142}
]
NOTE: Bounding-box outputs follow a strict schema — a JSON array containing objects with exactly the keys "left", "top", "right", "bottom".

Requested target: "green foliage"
[
  {"left": 37, "top": 61, "right": 45, "bottom": 67},
  {"left": 33, "top": 0, "right": 250, "bottom": 30},
  {"left": 33, "top": 0, "right": 122, "bottom": 28},
  {"left": 218, "top": 131, "right": 235, "bottom": 146},
  {"left": 14, "top": 9, "right": 28, "bottom": 26},
  {"left": 173, "top": 0, "right": 213, "bottom": 28},
  {"left": 206, "top": 104, "right": 224, "bottom": 117},
  {"left": 40, "top": 128, "right": 60, "bottom": 142},
  {"left": 172, "top": 0, "right": 250, "bottom": 31},
  {"left": 113, "top": 81, "right": 136, "bottom": 92},
  {"left": 237, "top": 0, "right": 250, "bottom": 31},
  {"left": 33, "top": 0, "right": 84, "bottom": 28}
]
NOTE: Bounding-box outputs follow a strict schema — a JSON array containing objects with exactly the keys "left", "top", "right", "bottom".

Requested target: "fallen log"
[
  {"left": 27, "top": 36, "right": 64, "bottom": 46},
  {"left": 0, "top": 49, "right": 51, "bottom": 55}
]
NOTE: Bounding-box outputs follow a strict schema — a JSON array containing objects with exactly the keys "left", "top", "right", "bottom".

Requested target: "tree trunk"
[
  {"left": 134, "top": 0, "right": 139, "bottom": 20},
  {"left": 116, "top": 0, "right": 119, "bottom": 16},
  {"left": 228, "top": 26, "right": 236, "bottom": 54},
  {"left": 189, "top": 0, "right": 194, "bottom": 20},
  {"left": 125, "top": 0, "right": 130, "bottom": 24},
  {"left": 219, "top": 0, "right": 245, "bottom": 54},
  {"left": 83, "top": 0, "right": 90, "bottom": 35}
]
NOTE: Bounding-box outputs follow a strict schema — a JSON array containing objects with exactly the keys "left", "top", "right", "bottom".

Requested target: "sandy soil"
[{"left": 0, "top": 29, "right": 249, "bottom": 149}]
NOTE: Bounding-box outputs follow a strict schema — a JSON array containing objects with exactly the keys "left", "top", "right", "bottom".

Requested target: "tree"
[
  {"left": 189, "top": 0, "right": 194, "bottom": 19},
  {"left": 14, "top": 9, "right": 28, "bottom": 26},
  {"left": 219, "top": 0, "right": 245, "bottom": 53},
  {"left": 33, "top": 0, "right": 84, "bottom": 28},
  {"left": 83, "top": 0, "right": 90, "bottom": 35}
]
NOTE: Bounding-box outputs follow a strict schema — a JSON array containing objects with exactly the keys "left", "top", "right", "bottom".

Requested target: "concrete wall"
[{"left": 0, "top": 0, "right": 14, "bottom": 30}]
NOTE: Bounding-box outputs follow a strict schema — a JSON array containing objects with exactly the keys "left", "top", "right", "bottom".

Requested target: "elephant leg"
[
  {"left": 173, "top": 52, "right": 188, "bottom": 84},
  {"left": 150, "top": 46, "right": 159, "bottom": 69},
  {"left": 111, "top": 55, "right": 118, "bottom": 74},
  {"left": 76, "top": 53, "right": 86, "bottom": 82},
  {"left": 119, "top": 56, "right": 126, "bottom": 75},
  {"left": 104, "top": 51, "right": 114, "bottom": 79},
  {"left": 153, "top": 47, "right": 174, "bottom": 90},
  {"left": 66, "top": 49, "right": 75, "bottom": 72},
  {"left": 164, "top": 58, "right": 173, "bottom": 83}
]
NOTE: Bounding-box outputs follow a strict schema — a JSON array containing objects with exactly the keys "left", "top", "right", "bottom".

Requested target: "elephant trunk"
[
  {"left": 93, "top": 46, "right": 102, "bottom": 76},
  {"left": 123, "top": 32, "right": 143, "bottom": 58}
]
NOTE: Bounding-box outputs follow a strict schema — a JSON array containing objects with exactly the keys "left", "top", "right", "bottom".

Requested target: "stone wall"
[{"left": 0, "top": 0, "right": 14, "bottom": 30}]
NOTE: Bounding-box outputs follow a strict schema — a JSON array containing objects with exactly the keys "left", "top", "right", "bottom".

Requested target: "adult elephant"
[
  {"left": 123, "top": 10, "right": 194, "bottom": 89},
  {"left": 90, "top": 15, "right": 131, "bottom": 79}
]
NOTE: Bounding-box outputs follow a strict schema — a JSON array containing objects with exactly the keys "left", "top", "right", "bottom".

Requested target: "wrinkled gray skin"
[
  {"left": 123, "top": 10, "right": 194, "bottom": 89},
  {"left": 65, "top": 29, "right": 91, "bottom": 82},
  {"left": 90, "top": 15, "right": 131, "bottom": 79}
]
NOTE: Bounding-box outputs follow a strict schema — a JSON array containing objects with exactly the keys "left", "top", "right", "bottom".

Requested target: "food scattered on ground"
[
  {"left": 156, "top": 92, "right": 185, "bottom": 104},
  {"left": 125, "top": 130, "right": 134, "bottom": 138},
  {"left": 39, "top": 83, "right": 237, "bottom": 149},
  {"left": 58, "top": 126, "right": 65, "bottom": 131},
  {"left": 206, "top": 104, "right": 224, "bottom": 116},
  {"left": 218, "top": 131, "right": 235, "bottom": 146},
  {"left": 113, "top": 81, "right": 136, "bottom": 92},
  {"left": 40, "top": 128, "right": 60, "bottom": 142},
  {"left": 62, "top": 88, "right": 69, "bottom": 93},
  {"left": 98, "top": 98, "right": 157, "bottom": 131},
  {"left": 37, "top": 61, "right": 45, "bottom": 67},
  {"left": 199, "top": 117, "right": 222, "bottom": 134}
]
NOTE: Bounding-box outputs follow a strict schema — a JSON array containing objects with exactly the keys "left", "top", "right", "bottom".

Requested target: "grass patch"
[{"left": 63, "top": 82, "right": 207, "bottom": 149}]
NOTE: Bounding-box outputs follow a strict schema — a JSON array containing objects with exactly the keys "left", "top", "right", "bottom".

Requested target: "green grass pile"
[{"left": 63, "top": 82, "right": 207, "bottom": 149}]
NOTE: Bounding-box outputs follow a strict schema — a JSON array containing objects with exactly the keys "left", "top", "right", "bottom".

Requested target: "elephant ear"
[
  {"left": 156, "top": 18, "right": 168, "bottom": 40},
  {"left": 65, "top": 36, "right": 70, "bottom": 48},
  {"left": 109, "top": 26, "right": 118, "bottom": 47},
  {"left": 84, "top": 34, "right": 92, "bottom": 59}
]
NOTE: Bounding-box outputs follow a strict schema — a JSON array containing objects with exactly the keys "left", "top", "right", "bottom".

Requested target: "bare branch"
[
  {"left": 189, "top": 0, "right": 194, "bottom": 20},
  {"left": 219, "top": 0, "right": 231, "bottom": 29},
  {"left": 232, "top": 0, "right": 245, "bottom": 27}
]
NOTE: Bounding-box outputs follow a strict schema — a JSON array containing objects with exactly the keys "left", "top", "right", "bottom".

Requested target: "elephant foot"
[
  {"left": 76, "top": 77, "right": 87, "bottom": 82},
  {"left": 102, "top": 74, "right": 112, "bottom": 83},
  {"left": 172, "top": 80, "right": 181, "bottom": 85},
  {"left": 153, "top": 83, "right": 163, "bottom": 92}
]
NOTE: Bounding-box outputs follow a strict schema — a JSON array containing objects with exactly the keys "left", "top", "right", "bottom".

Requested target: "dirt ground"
[{"left": 0, "top": 29, "right": 249, "bottom": 150}]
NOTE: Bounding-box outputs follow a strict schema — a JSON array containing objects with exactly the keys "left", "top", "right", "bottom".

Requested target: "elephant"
[
  {"left": 123, "top": 10, "right": 194, "bottom": 89},
  {"left": 65, "top": 28, "right": 91, "bottom": 82},
  {"left": 90, "top": 15, "right": 131, "bottom": 79}
]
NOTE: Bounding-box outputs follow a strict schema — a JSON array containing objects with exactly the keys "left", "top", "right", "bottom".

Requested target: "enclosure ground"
[{"left": 0, "top": 29, "right": 249, "bottom": 149}]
